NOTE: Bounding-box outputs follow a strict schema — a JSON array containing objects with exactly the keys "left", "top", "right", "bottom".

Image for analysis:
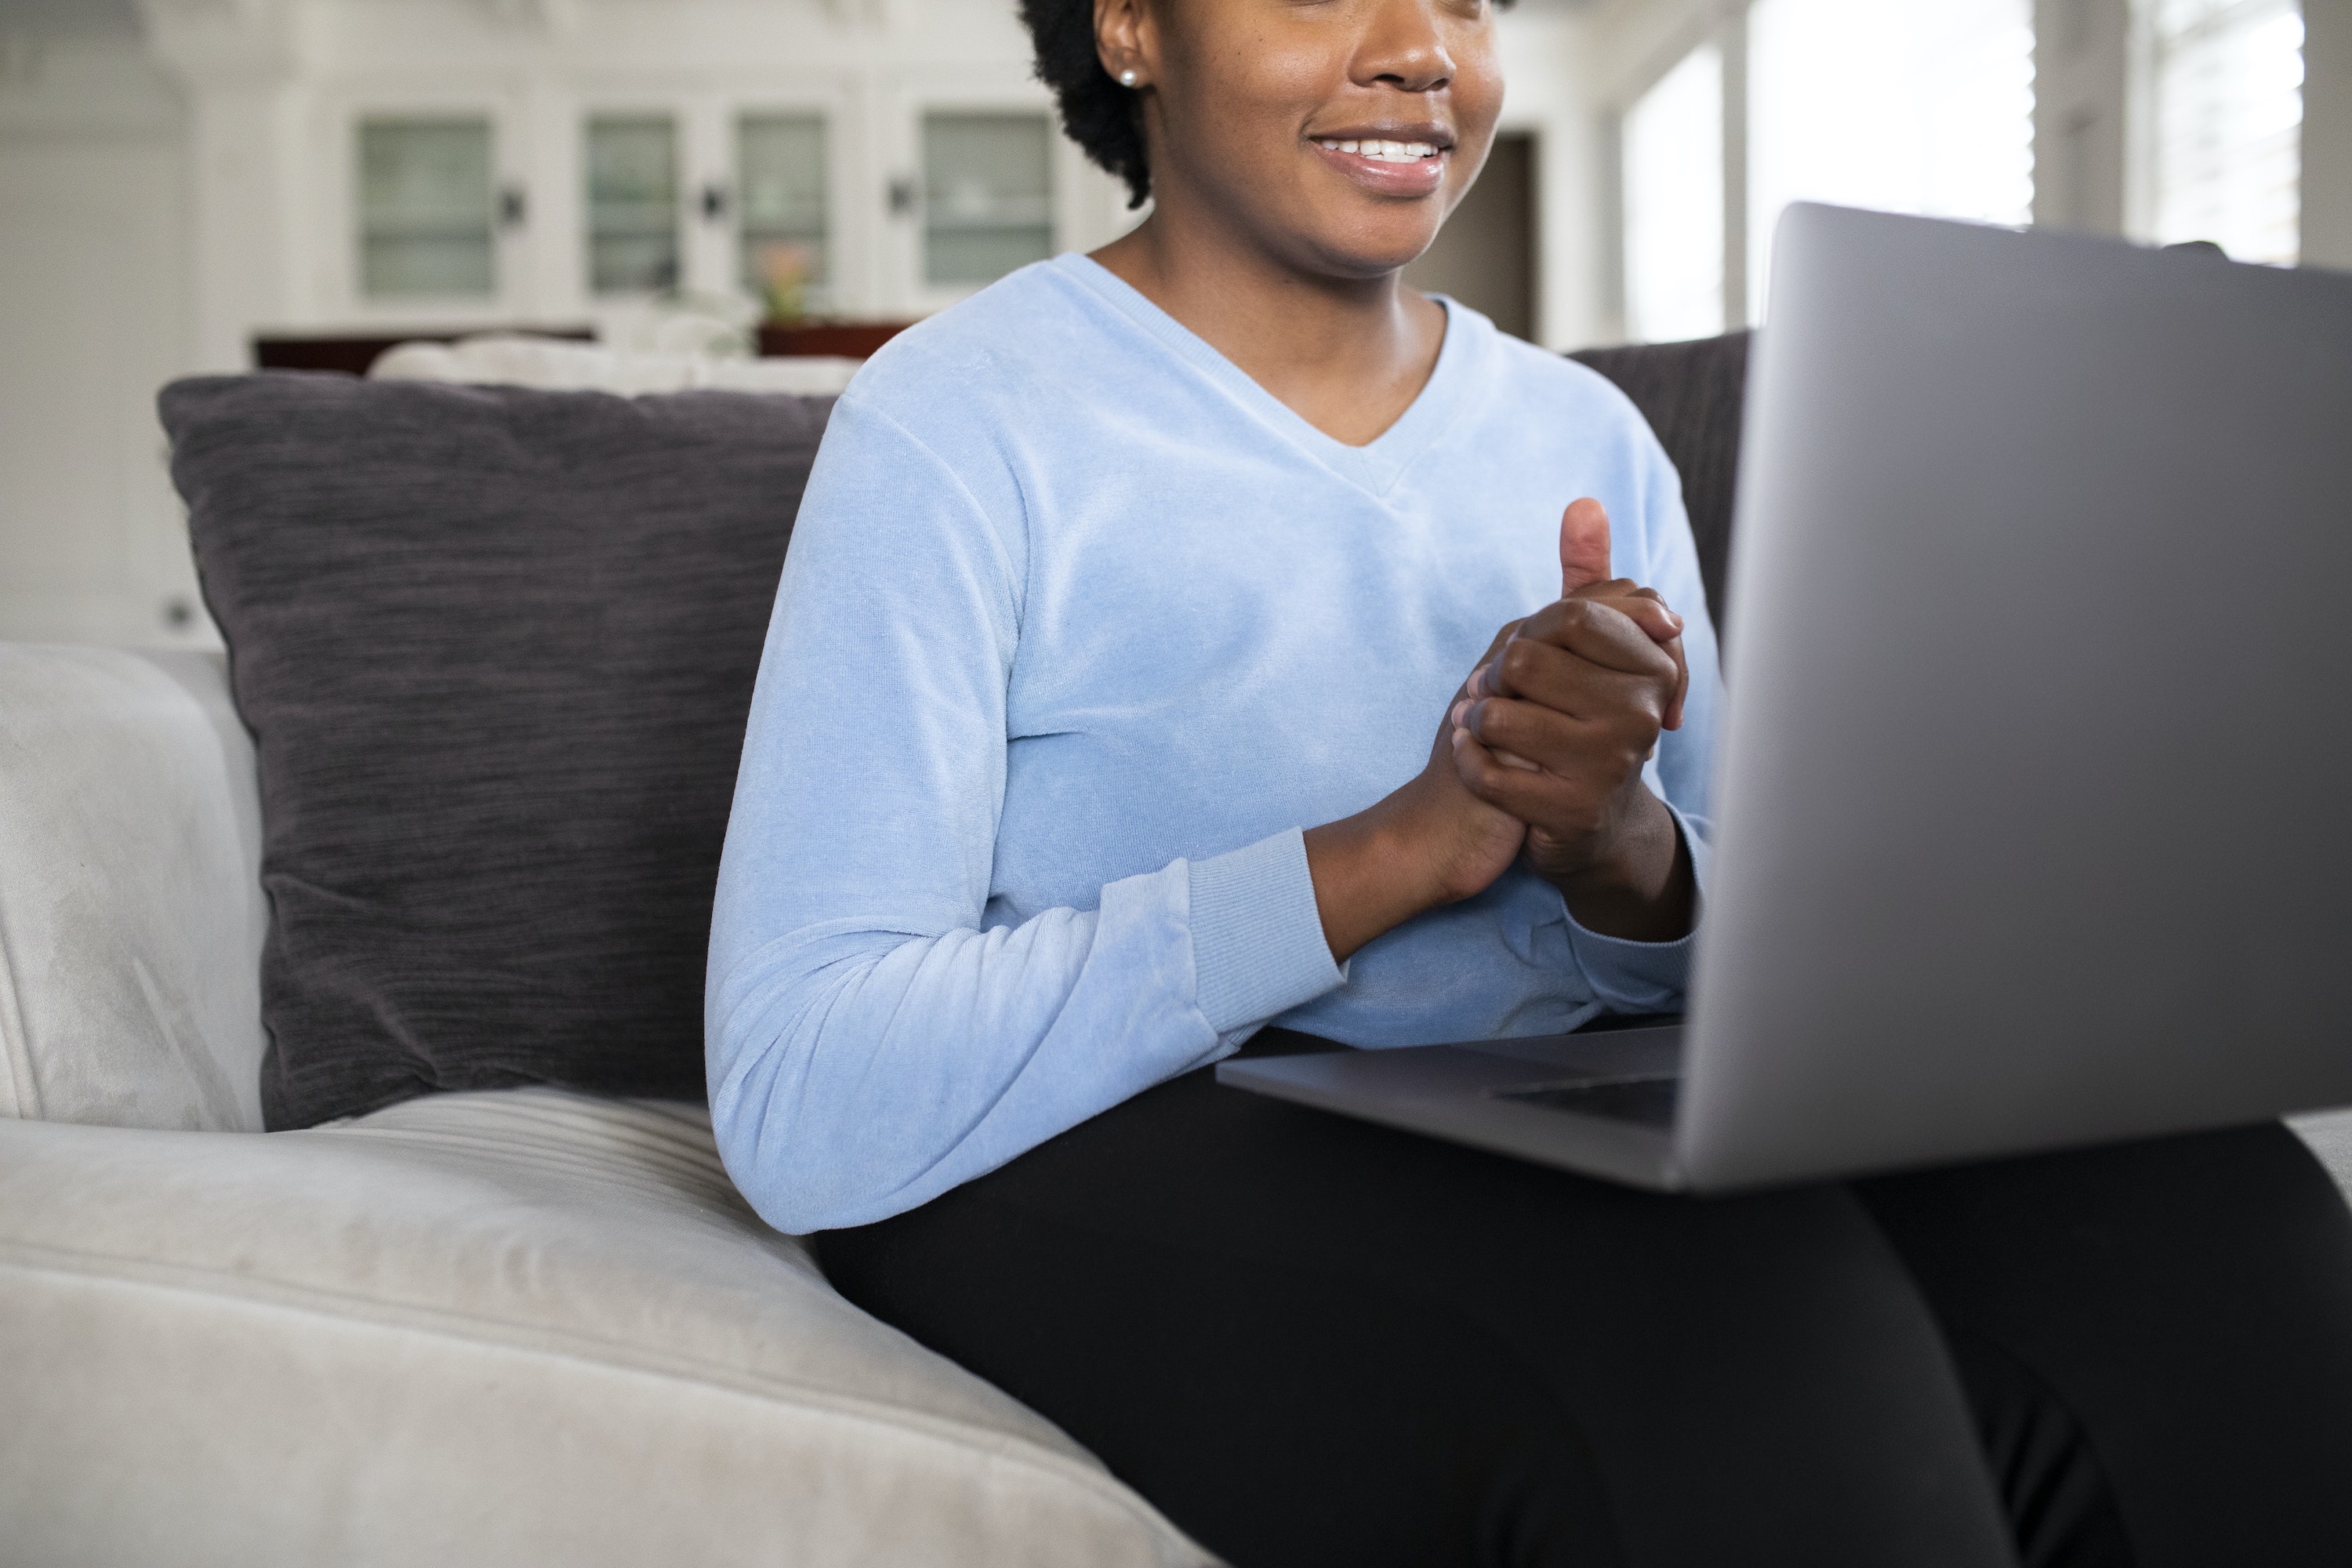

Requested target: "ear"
[
  {"left": 1559, "top": 497, "right": 1612, "bottom": 597},
  {"left": 1094, "top": 0, "right": 1151, "bottom": 88}
]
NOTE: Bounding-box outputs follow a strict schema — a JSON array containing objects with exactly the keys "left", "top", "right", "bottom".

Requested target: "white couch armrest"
[{"left": 0, "top": 644, "right": 267, "bottom": 1130}]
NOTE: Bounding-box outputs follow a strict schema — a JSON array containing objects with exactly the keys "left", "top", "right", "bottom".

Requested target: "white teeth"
[{"left": 1317, "top": 137, "right": 1443, "bottom": 162}]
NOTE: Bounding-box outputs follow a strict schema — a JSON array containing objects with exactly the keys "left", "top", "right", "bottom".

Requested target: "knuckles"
[
  {"left": 1491, "top": 631, "right": 1677, "bottom": 712},
  {"left": 1525, "top": 595, "right": 1676, "bottom": 658},
  {"left": 1466, "top": 696, "right": 1659, "bottom": 782},
  {"left": 1497, "top": 637, "right": 1545, "bottom": 688}
]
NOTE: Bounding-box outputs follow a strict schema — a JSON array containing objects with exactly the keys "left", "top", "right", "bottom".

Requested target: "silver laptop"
[{"left": 1219, "top": 203, "right": 2352, "bottom": 1192}]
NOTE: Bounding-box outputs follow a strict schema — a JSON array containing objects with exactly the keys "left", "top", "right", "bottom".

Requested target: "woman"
[{"left": 707, "top": 1, "right": 2352, "bottom": 1563}]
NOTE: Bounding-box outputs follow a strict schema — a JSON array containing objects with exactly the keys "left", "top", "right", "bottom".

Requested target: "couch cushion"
[
  {"left": 0, "top": 644, "right": 267, "bottom": 1131},
  {"left": 369, "top": 332, "right": 864, "bottom": 396},
  {"left": 160, "top": 375, "right": 833, "bottom": 1129},
  {"left": 0, "top": 1089, "right": 1214, "bottom": 1566}
]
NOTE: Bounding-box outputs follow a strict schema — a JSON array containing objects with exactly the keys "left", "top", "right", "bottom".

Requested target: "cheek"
[
  {"left": 1446, "top": 50, "right": 1507, "bottom": 198},
  {"left": 1465, "top": 56, "right": 1505, "bottom": 128},
  {"left": 1211, "top": 34, "right": 1338, "bottom": 138},
  {"left": 1167, "top": 31, "right": 1323, "bottom": 180}
]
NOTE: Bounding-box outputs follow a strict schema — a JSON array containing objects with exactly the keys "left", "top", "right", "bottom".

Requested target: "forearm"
[
  {"left": 1548, "top": 785, "right": 1696, "bottom": 944},
  {"left": 1302, "top": 737, "right": 1538, "bottom": 965},
  {"left": 1303, "top": 806, "right": 1449, "bottom": 964},
  {"left": 711, "top": 869, "right": 1217, "bottom": 1232},
  {"left": 712, "top": 829, "right": 1348, "bottom": 1232}
]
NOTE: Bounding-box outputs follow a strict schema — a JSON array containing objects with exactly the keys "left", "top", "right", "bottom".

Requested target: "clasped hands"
[{"left": 1303, "top": 498, "right": 1696, "bottom": 963}]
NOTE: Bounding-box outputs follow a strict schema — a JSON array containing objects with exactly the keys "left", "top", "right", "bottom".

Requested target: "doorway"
[{"left": 1403, "top": 130, "right": 1537, "bottom": 342}]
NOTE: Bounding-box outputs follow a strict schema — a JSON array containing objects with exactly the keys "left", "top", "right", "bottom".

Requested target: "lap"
[
  {"left": 819, "top": 1035, "right": 2352, "bottom": 1568},
  {"left": 822, "top": 1039, "right": 2009, "bottom": 1568},
  {"left": 1858, "top": 1123, "right": 2352, "bottom": 1568}
]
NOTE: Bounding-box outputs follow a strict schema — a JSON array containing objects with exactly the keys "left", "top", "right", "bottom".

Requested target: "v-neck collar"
[{"left": 1055, "top": 252, "right": 1483, "bottom": 499}]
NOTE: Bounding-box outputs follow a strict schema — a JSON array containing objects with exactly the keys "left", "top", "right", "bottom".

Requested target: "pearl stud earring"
[{"left": 1119, "top": 69, "right": 1139, "bottom": 87}]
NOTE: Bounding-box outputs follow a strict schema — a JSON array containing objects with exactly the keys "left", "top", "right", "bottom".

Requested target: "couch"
[
  {"left": 5, "top": 334, "right": 2348, "bottom": 1566},
  {"left": 0, "top": 649, "right": 1219, "bottom": 1566}
]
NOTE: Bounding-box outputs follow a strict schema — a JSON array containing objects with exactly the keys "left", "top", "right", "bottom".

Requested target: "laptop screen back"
[{"left": 1681, "top": 205, "right": 2352, "bottom": 1189}]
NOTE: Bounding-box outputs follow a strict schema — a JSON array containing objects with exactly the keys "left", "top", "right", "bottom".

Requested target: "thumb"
[{"left": 1559, "top": 497, "right": 1611, "bottom": 597}]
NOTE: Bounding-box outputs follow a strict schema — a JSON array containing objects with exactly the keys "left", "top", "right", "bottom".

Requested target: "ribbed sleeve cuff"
[
  {"left": 1565, "top": 918, "right": 1696, "bottom": 1011},
  {"left": 1675, "top": 800, "right": 1714, "bottom": 901},
  {"left": 1186, "top": 828, "right": 1346, "bottom": 1034}
]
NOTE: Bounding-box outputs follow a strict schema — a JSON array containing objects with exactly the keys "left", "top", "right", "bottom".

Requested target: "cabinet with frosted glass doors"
[
  {"left": 320, "top": 82, "right": 1130, "bottom": 331},
  {"left": 324, "top": 95, "right": 541, "bottom": 330}
]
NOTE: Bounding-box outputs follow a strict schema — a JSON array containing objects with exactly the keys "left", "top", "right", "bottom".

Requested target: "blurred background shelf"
[
  {"left": 252, "top": 324, "right": 916, "bottom": 379},
  {"left": 754, "top": 322, "right": 915, "bottom": 359}
]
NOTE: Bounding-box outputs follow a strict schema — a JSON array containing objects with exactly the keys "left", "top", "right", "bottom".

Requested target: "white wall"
[
  {"left": 1490, "top": 2, "right": 1611, "bottom": 350},
  {"left": 1583, "top": 0, "right": 1745, "bottom": 340},
  {"left": 0, "top": 34, "right": 210, "bottom": 648},
  {"left": 2032, "top": 0, "right": 2130, "bottom": 234}
]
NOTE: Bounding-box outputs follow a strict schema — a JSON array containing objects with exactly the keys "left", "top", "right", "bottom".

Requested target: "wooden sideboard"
[{"left": 252, "top": 321, "right": 916, "bottom": 377}]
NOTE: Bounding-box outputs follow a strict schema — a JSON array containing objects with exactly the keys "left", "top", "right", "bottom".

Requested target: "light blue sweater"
[{"left": 707, "top": 255, "right": 1725, "bottom": 1234}]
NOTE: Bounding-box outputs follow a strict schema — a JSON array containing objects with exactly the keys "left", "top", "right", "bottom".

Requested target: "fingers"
[
  {"left": 1430, "top": 619, "right": 1530, "bottom": 770},
  {"left": 1453, "top": 498, "right": 1688, "bottom": 804},
  {"left": 1509, "top": 599, "right": 1682, "bottom": 684},
  {"left": 1457, "top": 619, "right": 1523, "bottom": 702},
  {"left": 1449, "top": 716, "right": 1634, "bottom": 842},
  {"left": 1503, "top": 633, "right": 1683, "bottom": 735},
  {"left": 1608, "top": 589, "right": 1689, "bottom": 730},
  {"left": 1455, "top": 679, "right": 1664, "bottom": 764},
  {"left": 1559, "top": 497, "right": 1612, "bottom": 597},
  {"left": 1602, "top": 584, "right": 1686, "bottom": 647},
  {"left": 1457, "top": 614, "right": 1678, "bottom": 785},
  {"left": 1451, "top": 729, "right": 1554, "bottom": 812},
  {"left": 1467, "top": 596, "right": 1688, "bottom": 736},
  {"left": 1451, "top": 692, "right": 1542, "bottom": 768}
]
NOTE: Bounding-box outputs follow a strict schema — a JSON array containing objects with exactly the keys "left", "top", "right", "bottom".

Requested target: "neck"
[{"left": 1091, "top": 180, "right": 1446, "bottom": 447}]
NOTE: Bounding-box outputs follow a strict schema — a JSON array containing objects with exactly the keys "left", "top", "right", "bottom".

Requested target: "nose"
[{"left": 1356, "top": 0, "right": 1456, "bottom": 94}]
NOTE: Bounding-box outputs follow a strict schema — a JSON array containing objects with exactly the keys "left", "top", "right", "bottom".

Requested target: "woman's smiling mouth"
[
  {"left": 1308, "top": 129, "right": 1452, "bottom": 197},
  {"left": 1312, "top": 136, "right": 1444, "bottom": 163}
]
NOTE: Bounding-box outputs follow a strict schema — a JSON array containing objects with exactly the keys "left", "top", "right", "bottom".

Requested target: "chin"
[{"left": 1306, "top": 212, "right": 1450, "bottom": 281}]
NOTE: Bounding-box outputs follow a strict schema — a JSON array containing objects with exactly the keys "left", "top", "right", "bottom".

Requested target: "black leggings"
[{"left": 817, "top": 1032, "right": 2352, "bottom": 1568}]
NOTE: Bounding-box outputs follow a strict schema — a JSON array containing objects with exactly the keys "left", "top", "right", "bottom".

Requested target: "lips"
[
  {"left": 1306, "top": 122, "right": 1454, "bottom": 198},
  {"left": 1309, "top": 134, "right": 1449, "bottom": 198}
]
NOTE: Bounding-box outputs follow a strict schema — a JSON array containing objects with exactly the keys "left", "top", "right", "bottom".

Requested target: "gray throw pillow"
[
  {"left": 160, "top": 373, "right": 833, "bottom": 1129},
  {"left": 1569, "top": 331, "right": 1751, "bottom": 637}
]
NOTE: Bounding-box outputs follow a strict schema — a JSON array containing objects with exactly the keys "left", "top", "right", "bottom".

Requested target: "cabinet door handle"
[
  {"left": 701, "top": 183, "right": 729, "bottom": 221},
  {"left": 499, "top": 187, "right": 528, "bottom": 228}
]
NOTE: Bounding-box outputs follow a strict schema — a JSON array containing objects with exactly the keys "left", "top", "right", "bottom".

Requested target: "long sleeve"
[{"left": 706, "top": 395, "right": 1344, "bottom": 1234}]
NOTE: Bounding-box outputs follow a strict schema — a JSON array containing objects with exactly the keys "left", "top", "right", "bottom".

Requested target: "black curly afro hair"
[
  {"left": 1018, "top": 0, "right": 1511, "bottom": 212},
  {"left": 1020, "top": 0, "right": 1154, "bottom": 209}
]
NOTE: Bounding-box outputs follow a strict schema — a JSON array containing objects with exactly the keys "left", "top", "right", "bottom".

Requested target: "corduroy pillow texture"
[
  {"left": 1569, "top": 331, "right": 1751, "bottom": 637},
  {"left": 160, "top": 373, "right": 832, "bottom": 1129}
]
